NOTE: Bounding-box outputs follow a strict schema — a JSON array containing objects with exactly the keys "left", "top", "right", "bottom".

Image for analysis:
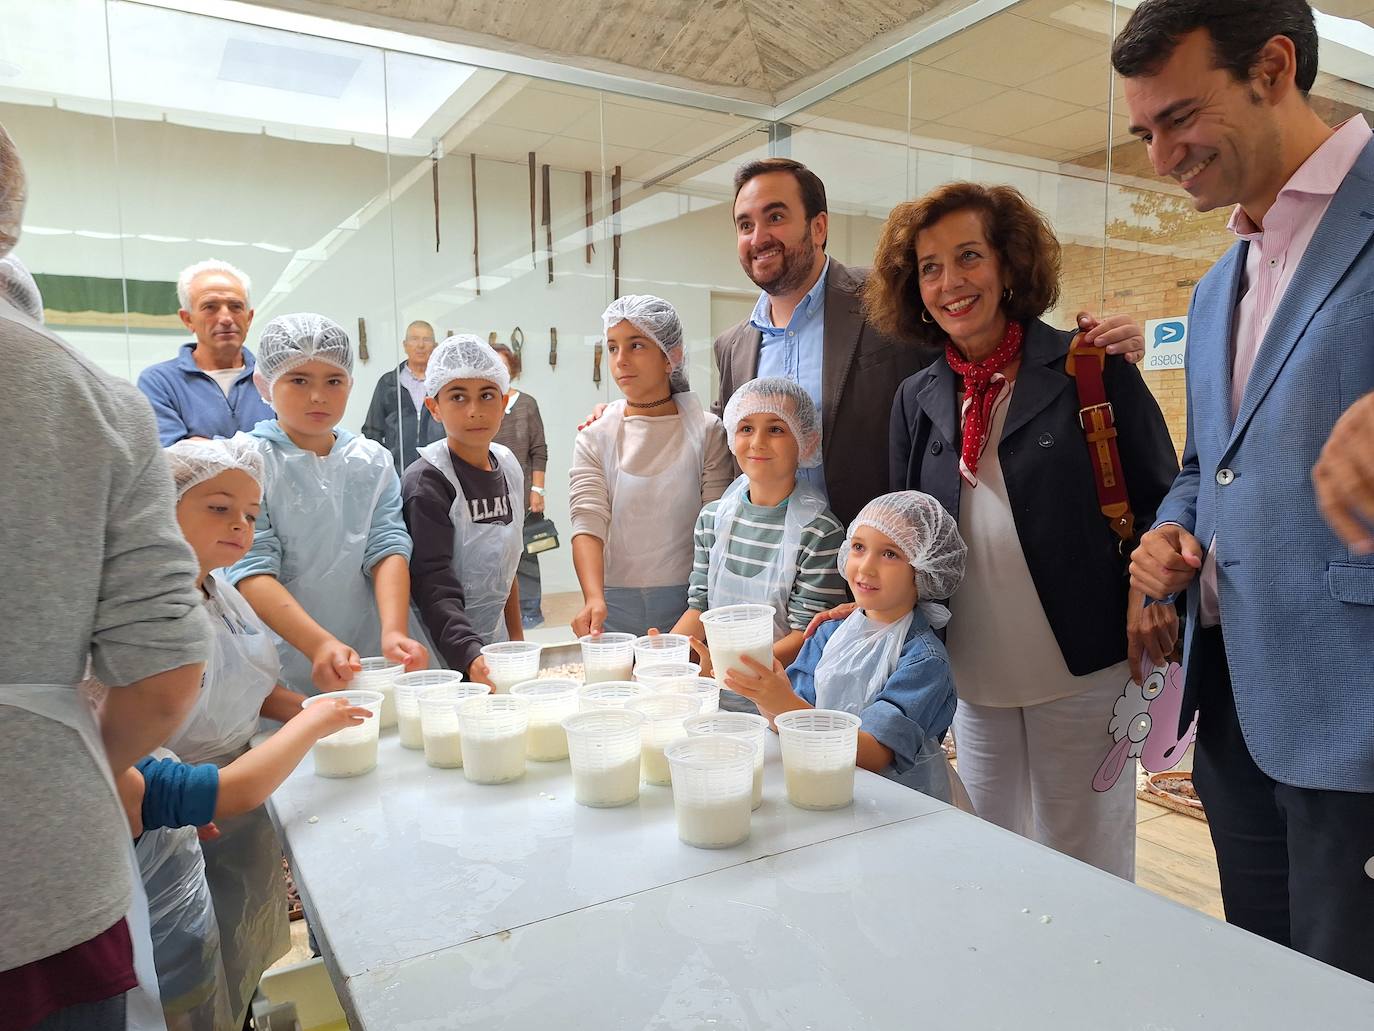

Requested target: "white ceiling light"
[
  {"left": 0, "top": 0, "right": 475, "bottom": 144},
  {"left": 218, "top": 37, "right": 362, "bottom": 99}
]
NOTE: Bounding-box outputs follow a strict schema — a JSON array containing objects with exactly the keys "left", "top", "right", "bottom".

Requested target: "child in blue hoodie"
[
  {"left": 723, "top": 491, "right": 967, "bottom": 796},
  {"left": 228, "top": 313, "right": 428, "bottom": 694}
]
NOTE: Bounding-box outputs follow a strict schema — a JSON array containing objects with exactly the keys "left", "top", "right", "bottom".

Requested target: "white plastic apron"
[
  {"left": 167, "top": 573, "right": 280, "bottom": 767},
  {"left": 136, "top": 749, "right": 232, "bottom": 1031},
  {"left": 812, "top": 611, "right": 915, "bottom": 715},
  {"left": 416, "top": 440, "right": 526, "bottom": 644},
  {"left": 4, "top": 684, "right": 167, "bottom": 1030},
  {"left": 708, "top": 474, "right": 827, "bottom": 640},
  {"left": 165, "top": 577, "right": 288, "bottom": 1028},
  {"left": 597, "top": 392, "right": 707, "bottom": 589},
  {"left": 253, "top": 433, "right": 425, "bottom": 695}
]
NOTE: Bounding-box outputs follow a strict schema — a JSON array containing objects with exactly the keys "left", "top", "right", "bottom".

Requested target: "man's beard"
[{"left": 746, "top": 232, "right": 818, "bottom": 296}]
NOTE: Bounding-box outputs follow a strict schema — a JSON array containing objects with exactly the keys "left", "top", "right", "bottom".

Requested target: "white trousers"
[{"left": 953, "top": 670, "right": 1137, "bottom": 880}]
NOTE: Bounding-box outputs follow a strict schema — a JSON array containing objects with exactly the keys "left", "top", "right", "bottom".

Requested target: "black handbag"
[{"left": 523, "top": 514, "right": 560, "bottom": 556}]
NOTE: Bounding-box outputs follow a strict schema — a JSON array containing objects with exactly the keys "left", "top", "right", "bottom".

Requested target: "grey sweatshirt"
[{"left": 0, "top": 303, "right": 209, "bottom": 970}]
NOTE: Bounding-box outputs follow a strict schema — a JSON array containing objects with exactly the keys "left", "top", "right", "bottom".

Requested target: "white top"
[
  {"left": 206, "top": 365, "right": 243, "bottom": 397},
  {"left": 945, "top": 384, "right": 1126, "bottom": 707},
  {"left": 569, "top": 398, "right": 732, "bottom": 588}
]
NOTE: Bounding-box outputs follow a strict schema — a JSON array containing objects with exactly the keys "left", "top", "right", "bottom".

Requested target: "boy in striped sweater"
[{"left": 671, "top": 378, "right": 847, "bottom": 696}]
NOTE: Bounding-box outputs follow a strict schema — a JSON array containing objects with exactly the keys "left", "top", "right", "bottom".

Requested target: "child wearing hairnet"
[
  {"left": 160, "top": 437, "right": 305, "bottom": 1024},
  {"left": 124, "top": 697, "right": 369, "bottom": 1031},
  {"left": 226, "top": 314, "right": 429, "bottom": 697},
  {"left": 402, "top": 336, "right": 527, "bottom": 684},
  {"left": 570, "top": 295, "right": 733, "bottom": 637},
  {"left": 670, "top": 377, "right": 846, "bottom": 696},
  {"left": 724, "top": 491, "right": 968, "bottom": 797}
]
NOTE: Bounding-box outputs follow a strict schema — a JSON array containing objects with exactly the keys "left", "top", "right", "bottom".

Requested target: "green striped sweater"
[{"left": 687, "top": 491, "right": 848, "bottom": 630}]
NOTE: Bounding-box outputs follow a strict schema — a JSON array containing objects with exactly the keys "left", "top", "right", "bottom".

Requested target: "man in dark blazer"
[
  {"left": 716, "top": 158, "right": 1146, "bottom": 527},
  {"left": 1119, "top": 0, "right": 1374, "bottom": 981}
]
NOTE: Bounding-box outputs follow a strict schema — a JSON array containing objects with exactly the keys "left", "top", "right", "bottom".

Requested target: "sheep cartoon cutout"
[{"left": 1092, "top": 660, "right": 1197, "bottom": 793}]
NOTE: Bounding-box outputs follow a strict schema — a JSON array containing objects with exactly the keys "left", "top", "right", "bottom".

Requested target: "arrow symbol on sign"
[{"left": 1155, "top": 321, "right": 1185, "bottom": 345}]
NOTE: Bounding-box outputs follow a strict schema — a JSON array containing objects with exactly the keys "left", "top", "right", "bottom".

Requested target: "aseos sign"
[{"left": 1143, "top": 316, "right": 1188, "bottom": 372}]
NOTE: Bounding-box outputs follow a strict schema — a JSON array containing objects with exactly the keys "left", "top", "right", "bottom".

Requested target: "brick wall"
[{"left": 1052, "top": 147, "right": 1234, "bottom": 456}]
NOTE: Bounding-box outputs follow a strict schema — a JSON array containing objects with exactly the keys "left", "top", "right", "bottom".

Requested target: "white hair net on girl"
[
  {"left": 254, "top": 313, "right": 353, "bottom": 389},
  {"left": 602, "top": 294, "right": 690, "bottom": 392},
  {"left": 166, "top": 437, "right": 265, "bottom": 500},
  {"left": 0, "top": 123, "right": 25, "bottom": 261},
  {"left": 0, "top": 255, "right": 42, "bottom": 322},
  {"left": 424, "top": 333, "right": 510, "bottom": 397},
  {"left": 722, "top": 376, "right": 822, "bottom": 469},
  {"left": 839, "top": 491, "right": 967, "bottom": 628}
]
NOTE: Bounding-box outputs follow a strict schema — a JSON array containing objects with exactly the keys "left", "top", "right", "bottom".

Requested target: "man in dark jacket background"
[{"left": 362, "top": 319, "right": 445, "bottom": 471}]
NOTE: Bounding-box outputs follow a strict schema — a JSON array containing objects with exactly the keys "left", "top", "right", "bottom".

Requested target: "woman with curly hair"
[{"left": 864, "top": 181, "right": 1179, "bottom": 878}]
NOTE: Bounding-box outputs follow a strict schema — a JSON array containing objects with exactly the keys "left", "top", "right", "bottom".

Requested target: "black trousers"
[{"left": 1192, "top": 627, "right": 1374, "bottom": 982}]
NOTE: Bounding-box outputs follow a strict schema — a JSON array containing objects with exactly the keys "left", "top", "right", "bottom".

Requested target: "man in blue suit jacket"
[{"left": 1116, "top": 0, "right": 1373, "bottom": 982}]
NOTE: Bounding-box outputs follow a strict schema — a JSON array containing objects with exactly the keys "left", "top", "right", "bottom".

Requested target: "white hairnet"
[
  {"left": 255, "top": 313, "right": 353, "bottom": 389},
  {"left": 0, "top": 255, "right": 42, "bottom": 322},
  {"left": 722, "top": 376, "right": 822, "bottom": 469},
  {"left": 602, "top": 294, "right": 685, "bottom": 372},
  {"left": 424, "top": 333, "right": 510, "bottom": 397},
  {"left": 0, "top": 123, "right": 25, "bottom": 260},
  {"left": 166, "top": 437, "right": 264, "bottom": 500},
  {"left": 840, "top": 491, "right": 967, "bottom": 604}
]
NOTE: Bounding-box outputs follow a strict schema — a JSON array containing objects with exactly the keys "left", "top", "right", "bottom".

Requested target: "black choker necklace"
[{"left": 626, "top": 395, "right": 674, "bottom": 409}]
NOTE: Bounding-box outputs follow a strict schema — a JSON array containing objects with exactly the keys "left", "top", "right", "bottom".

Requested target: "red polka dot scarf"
[{"left": 944, "top": 320, "right": 1024, "bottom": 487}]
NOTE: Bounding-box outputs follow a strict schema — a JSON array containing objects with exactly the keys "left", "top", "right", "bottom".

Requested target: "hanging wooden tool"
[
  {"left": 470, "top": 153, "right": 481, "bottom": 296},
  {"left": 528, "top": 152, "right": 537, "bottom": 269},
  {"left": 357, "top": 318, "right": 369, "bottom": 362},
  {"left": 488, "top": 332, "right": 499, "bottom": 347},
  {"left": 549, "top": 327, "right": 558, "bottom": 370},
  {"left": 611, "top": 165, "right": 622, "bottom": 299},
  {"left": 431, "top": 142, "right": 441, "bottom": 253},
  {"left": 584, "top": 170, "right": 595, "bottom": 264},
  {"left": 541, "top": 163, "right": 553, "bottom": 285},
  {"left": 510, "top": 327, "right": 524, "bottom": 362},
  {"left": 593, "top": 341, "right": 603, "bottom": 386}
]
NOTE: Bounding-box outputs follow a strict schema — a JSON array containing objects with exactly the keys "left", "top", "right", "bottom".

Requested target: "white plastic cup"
[
  {"left": 626, "top": 693, "right": 702, "bottom": 786},
  {"left": 418, "top": 682, "right": 491, "bottom": 769},
  {"left": 671, "top": 676, "right": 722, "bottom": 715},
  {"left": 686, "top": 711, "right": 768, "bottom": 810},
  {"left": 633, "top": 633, "right": 691, "bottom": 669},
  {"left": 774, "top": 709, "right": 861, "bottom": 811},
  {"left": 700, "top": 605, "right": 775, "bottom": 682},
  {"left": 457, "top": 695, "right": 530, "bottom": 784},
  {"left": 479, "top": 642, "right": 543, "bottom": 693},
  {"left": 562, "top": 709, "right": 646, "bottom": 808},
  {"left": 509, "top": 679, "right": 579, "bottom": 761},
  {"left": 579, "top": 633, "right": 636, "bottom": 683},
  {"left": 353, "top": 657, "right": 405, "bottom": 729},
  {"left": 577, "top": 681, "right": 647, "bottom": 711},
  {"left": 303, "top": 690, "right": 384, "bottom": 778},
  {"left": 664, "top": 736, "right": 757, "bottom": 849},
  {"left": 394, "top": 670, "right": 465, "bottom": 749},
  {"left": 633, "top": 662, "right": 701, "bottom": 692}
]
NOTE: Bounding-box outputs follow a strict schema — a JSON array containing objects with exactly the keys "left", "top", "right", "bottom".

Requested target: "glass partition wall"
[{"left": 4, "top": 0, "right": 1372, "bottom": 595}]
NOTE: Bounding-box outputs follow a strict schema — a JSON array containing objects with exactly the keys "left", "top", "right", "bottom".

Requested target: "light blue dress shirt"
[{"left": 749, "top": 258, "right": 829, "bottom": 498}]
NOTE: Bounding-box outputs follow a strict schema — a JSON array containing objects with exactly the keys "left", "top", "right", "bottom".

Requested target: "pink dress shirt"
[{"left": 1197, "top": 115, "right": 1372, "bottom": 625}]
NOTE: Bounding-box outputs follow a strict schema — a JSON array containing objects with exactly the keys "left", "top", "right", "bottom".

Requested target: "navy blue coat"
[{"left": 889, "top": 317, "right": 1179, "bottom": 677}]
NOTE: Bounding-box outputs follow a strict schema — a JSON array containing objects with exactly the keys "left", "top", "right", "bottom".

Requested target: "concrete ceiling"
[{"left": 228, "top": 0, "right": 988, "bottom": 105}]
